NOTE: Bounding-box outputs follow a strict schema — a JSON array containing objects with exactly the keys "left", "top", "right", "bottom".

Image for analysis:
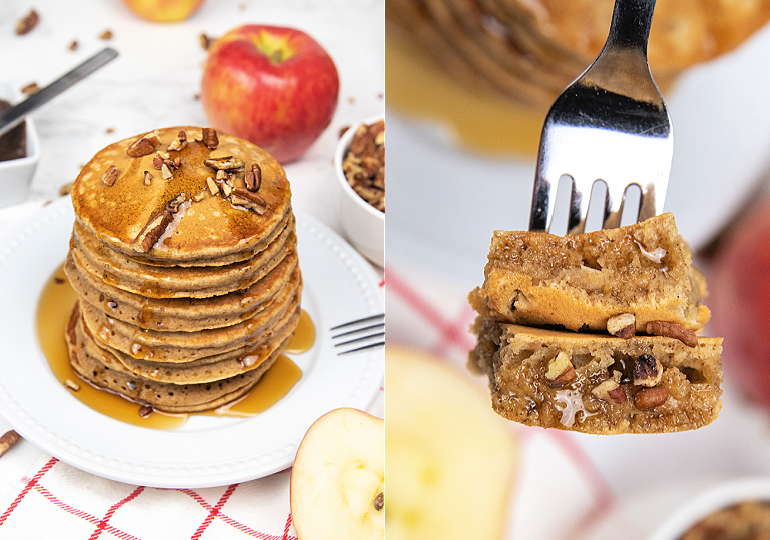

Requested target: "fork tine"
[
  {"left": 330, "top": 313, "right": 384, "bottom": 331},
  {"left": 330, "top": 314, "right": 385, "bottom": 355},
  {"left": 529, "top": 170, "right": 561, "bottom": 233}
]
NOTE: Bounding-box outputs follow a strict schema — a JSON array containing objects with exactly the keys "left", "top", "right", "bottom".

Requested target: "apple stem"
[{"left": 271, "top": 50, "right": 283, "bottom": 64}]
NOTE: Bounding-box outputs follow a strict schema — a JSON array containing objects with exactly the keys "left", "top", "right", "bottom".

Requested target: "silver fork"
[
  {"left": 528, "top": 0, "right": 673, "bottom": 234},
  {"left": 331, "top": 314, "right": 385, "bottom": 355}
]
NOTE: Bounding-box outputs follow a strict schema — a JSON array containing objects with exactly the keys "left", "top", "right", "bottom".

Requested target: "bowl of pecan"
[
  {"left": 0, "top": 81, "right": 40, "bottom": 207},
  {"left": 649, "top": 477, "right": 770, "bottom": 540},
  {"left": 334, "top": 114, "right": 384, "bottom": 267}
]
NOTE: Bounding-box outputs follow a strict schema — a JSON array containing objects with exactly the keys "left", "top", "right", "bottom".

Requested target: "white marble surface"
[{"left": 0, "top": 0, "right": 382, "bottom": 512}]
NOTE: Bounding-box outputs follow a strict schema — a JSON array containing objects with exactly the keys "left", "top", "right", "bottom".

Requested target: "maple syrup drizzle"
[{"left": 36, "top": 264, "right": 314, "bottom": 430}]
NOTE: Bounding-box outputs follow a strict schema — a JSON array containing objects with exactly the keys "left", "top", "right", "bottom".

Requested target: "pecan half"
[
  {"left": 544, "top": 351, "right": 577, "bottom": 388},
  {"left": 101, "top": 165, "right": 118, "bottom": 186},
  {"left": 204, "top": 156, "right": 245, "bottom": 171},
  {"left": 229, "top": 186, "right": 267, "bottom": 213},
  {"left": 0, "top": 430, "right": 21, "bottom": 459},
  {"left": 607, "top": 313, "right": 636, "bottom": 339},
  {"left": 15, "top": 9, "right": 39, "bottom": 35},
  {"left": 202, "top": 127, "right": 219, "bottom": 149},
  {"left": 133, "top": 209, "right": 173, "bottom": 252},
  {"left": 245, "top": 163, "right": 262, "bottom": 191},
  {"left": 634, "top": 385, "right": 669, "bottom": 411},
  {"left": 646, "top": 321, "right": 698, "bottom": 348},
  {"left": 633, "top": 354, "right": 663, "bottom": 387}
]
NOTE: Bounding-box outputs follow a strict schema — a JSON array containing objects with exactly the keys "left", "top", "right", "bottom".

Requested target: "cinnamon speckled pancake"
[
  {"left": 65, "top": 126, "right": 304, "bottom": 414},
  {"left": 64, "top": 248, "right": 299, "bottom": 332},
  {"left": 80, "top": 270, "right": 302, "bottom": 363},
  {"left": 99, "top": 304, "right": 300, "bottom": 384},
  {"left": 69, "top": 216, "right": 296, "bottom": 299},
  {"left": 67, "top": 304, "right": 277, "bottom": 413},
  {"left": 71, "top": 126, "right": 293, "bottom": 263}
]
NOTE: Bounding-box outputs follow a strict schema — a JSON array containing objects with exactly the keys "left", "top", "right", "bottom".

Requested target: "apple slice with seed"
[{"left": 290, "top": 407, "right": 384, "bottom": 540}]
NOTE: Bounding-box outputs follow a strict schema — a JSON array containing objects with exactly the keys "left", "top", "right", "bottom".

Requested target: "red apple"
[
  {"left": 120, "top": 0, "right": 205, "bottom": 22},
  {"left": 200, "top": 25, "right": 340, "bottom": 163},
  {"left": 709, "top": 195, "right": 770, "bottom": 408}
]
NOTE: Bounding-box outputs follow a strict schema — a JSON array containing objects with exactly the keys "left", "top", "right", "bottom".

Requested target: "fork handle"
[{"left": 606, "top": 0, "right": 656, "bottom": 52}]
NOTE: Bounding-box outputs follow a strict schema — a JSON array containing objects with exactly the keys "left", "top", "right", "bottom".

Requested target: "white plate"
[{"left": 0, "top": 197, "right": 384, "bottom": 488}]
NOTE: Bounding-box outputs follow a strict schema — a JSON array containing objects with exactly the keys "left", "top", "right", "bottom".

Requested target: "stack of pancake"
[
  {"left": 64, "top": 126, "right": 301, "bottom": 414},
  {"left": 386, "top": 0, "right": 770, "bottom": 109}
]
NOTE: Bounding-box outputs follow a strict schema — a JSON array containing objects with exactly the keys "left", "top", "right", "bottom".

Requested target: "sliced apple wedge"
[
  {"left": 386, "top": 345, "right": 517, "bottom": 540},
  {"left": 290, "top": 407, "right": 384, "bottom": 540}
]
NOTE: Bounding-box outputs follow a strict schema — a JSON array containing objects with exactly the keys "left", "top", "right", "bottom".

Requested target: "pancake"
[
  {"left": 69, "top": 216, "right": 296, "bottom": 299},
  {"left": 98, "top": 303, "right": 301, "bottom": 384},
  {"left": 71, "top": 126, "right": 293, "bottom": 263},
  {"left": 472, "top": 213, "right": 710, "bottom": 333},
  {"left": 64, "top": 248, "right": 299, "bottom": 332},
  {"left": 64, "top": 126, "right": 304, "bottom": 414},
  {"left": 468, "top": 321, "right": 722, "bottom": 434},
  {"left": 67, "top": 304, "right": 277, "bottom": 413},
  {"left": 80, "top": 270, "right": 302, "bottom": 362}
]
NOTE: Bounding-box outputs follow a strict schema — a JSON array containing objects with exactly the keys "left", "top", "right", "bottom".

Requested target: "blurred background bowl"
[
  {"left": 334, "top": 114, "right": 385, "bottom": 267},
  {"left": 650, "top": 477, "right": 770, "bottom": 540}
]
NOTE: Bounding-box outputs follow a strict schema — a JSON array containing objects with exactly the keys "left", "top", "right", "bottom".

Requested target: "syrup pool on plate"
[{"left": 36, "top": 264, "right": 313, "bottom": 429}]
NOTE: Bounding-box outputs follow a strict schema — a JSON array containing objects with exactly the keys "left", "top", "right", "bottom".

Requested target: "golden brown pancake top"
[{"left": 71, "top": 126, "right": 292, "bottom": 262}]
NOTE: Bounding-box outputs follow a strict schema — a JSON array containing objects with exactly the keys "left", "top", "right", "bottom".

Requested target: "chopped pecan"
[
  {"left": 64, "top": 379, "right": 80, "bottom": 392},
  {"left": 343, "top": 119, "right": 385, "bottom": 212},
  {"left": 204, "top": 156, "right": 244, "bottom": 171},
  {"left": 101, "top": 165, "right": 118, "bottom": 186},
  {"left": 161, "top": 163, "right": 173, "bottom": 179},
  {"left": 99, "top": 29, "right": 113, "bottom": 40},
  {"left": 216, "top": 169, "right": 228, "bottom": 181},
  {"left": 127, "top": 131, "right": 162, "bottom": 157},
  {"left": 607, "top": 313, "right": 636, "bottom": 339},
  {"left": 167, "top": 130, "right": 187, "bottom": 152},
  {"left": 199, "top": 33, "right": 216, "bottom": 51},
  {"left": 219, "top": 181, "right": 232, "bottom": 197},
  {"left": 165, "top": 193, "right": 186, "bottom": 213},
  {"left": 646, "top": 321, "right": 698, "bottom": 348},
  {"left": 20, "top": 82, "right": 40, "bottom": 95},
  {"left": 544, "top": 351, "right": 577, "bottom": 388},
  {"left": 592, "top": 379, "right": 627, "bottom": 404},
  {"left": 633, "top": 354, "right": 663, "bottom": 387},
  {"left": 138, "top": 406, "right": 153, "bottom": 418},
  {"left": 152, "top": 156, "right": 164, "bottom": 170},
  {"left": 206, "top": 177, "right": 219, "bottom": 196},
  {"left": 133, "top": 209, "right": 173, "bottom": 252},
  {"left": 143, "top": 171, "right": 153, "bottom": 185},
  {"left": 15, "top": 9, "right": 39, "bottom": 35},
  {"left": 202, "top": 127, "right": 219, "bottom": 149},
  {"left": 229, "top": 186, "right": 267, "bottom": 213},
  {"left": 633, "top": 385, "right": 669, "bottom": 411}
]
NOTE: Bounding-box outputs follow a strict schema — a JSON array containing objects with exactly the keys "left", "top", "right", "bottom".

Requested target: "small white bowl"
[
  {"left": 650, "top": 477, "right": 770, "bottom": 540},
  {"left": 0, "top": 83, "right": 40, "bottom": 207},
  {"left": 334, "top": 114, "right": 385, "bottom": 267}
]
